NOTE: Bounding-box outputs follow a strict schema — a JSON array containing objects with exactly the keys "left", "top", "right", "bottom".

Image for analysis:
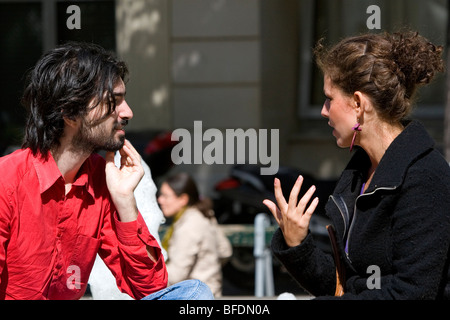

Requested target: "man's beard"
[{"left": 71, "top": 119, "right": 127, "bottom": 154}]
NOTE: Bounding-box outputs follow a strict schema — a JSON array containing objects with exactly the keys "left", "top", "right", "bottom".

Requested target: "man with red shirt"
[{"left": 0, "top": 42, "right": 213, "bottom": 300}]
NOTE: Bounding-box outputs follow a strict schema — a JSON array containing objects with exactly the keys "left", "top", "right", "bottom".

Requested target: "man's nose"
[{"left": 118, "top": 100, "right": 133, "bottom": 120}]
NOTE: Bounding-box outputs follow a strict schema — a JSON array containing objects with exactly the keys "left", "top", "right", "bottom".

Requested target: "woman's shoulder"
[
  {"left": 403, "top": 148, "right": 450, "bottom": 197},
  {"left": 411, "top": 148, "right": 450, "bottom": 177},
  {"left": 178, "top": 207, "right": 211, "bottom": 226}
]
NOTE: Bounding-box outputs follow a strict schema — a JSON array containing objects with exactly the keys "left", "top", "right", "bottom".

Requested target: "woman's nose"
[{"left": 321, "top": 100, "right": 330, "bottom": 118}]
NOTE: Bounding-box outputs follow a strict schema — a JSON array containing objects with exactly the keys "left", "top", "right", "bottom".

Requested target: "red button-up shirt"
[{"left": 0, "top": 148, "right": 167, "bottom": 300}]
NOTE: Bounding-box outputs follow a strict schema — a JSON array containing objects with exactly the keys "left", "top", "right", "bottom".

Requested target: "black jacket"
[{"left": 271, "top": 121, "right": 450, "bottom": 299}]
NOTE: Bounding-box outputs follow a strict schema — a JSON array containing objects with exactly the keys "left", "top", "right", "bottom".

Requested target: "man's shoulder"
[
  {"left": 0, "top": 148, "right": 33, "bottom": 175},
  {"left": 0, "top": 147, "right": 30, "bottom": 161},
  {"left": 0, "top": 149, "right": 37, "bottom": 194}
]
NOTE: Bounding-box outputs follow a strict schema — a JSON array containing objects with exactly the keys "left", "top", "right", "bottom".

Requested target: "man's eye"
[
  {"left": 106, "top": 97, "right": 118, "bottom": 105},
  {"left": 113, "top": 95, "right": 124, "bottom": 105}
]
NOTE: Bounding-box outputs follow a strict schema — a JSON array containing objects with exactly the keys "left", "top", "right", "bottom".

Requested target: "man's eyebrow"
[{"left": 112, "top": 91, "right": 126, "bottom": 97}]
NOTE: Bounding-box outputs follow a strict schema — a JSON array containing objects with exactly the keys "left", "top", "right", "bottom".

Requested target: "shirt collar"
[
  {"left": 32, "top": 152, "right": 63, "bottom": 194},
  {"left": 32, "top": 151, "right": 96, "bottom": 199}
]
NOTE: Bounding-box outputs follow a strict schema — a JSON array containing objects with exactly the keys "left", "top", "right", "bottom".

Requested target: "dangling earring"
[{"left": 350, "top": 121, "right": 362, "bottom": 152}]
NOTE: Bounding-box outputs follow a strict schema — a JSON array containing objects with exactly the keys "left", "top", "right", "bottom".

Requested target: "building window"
[
  {"left": 298, "top": 0, "right": 448, "bottom": 119},
  {"left": 0, "top": 2, "right": 42, "bottom": 153},
  {"left": 0, "top": 0, "right": 116, "bottom": 154}
]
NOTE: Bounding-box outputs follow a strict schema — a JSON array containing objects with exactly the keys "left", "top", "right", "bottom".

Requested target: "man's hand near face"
[
  {"left": 105, "top": 139, "right": 159, "bottom": 262},
  {"left": 105, "top": 139, "right": 144, "bottom": 222}
]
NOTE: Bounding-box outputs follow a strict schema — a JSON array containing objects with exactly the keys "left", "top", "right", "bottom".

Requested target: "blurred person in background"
[{"left": 158, "top": 172, "right": 232, "bottom": 297}]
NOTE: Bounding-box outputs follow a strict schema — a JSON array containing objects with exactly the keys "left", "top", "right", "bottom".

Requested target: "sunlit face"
[
  {"left": 157, "top": 183, "right": 188, "bottom": 218},
  {"left": 72, "top": 79, "right": 133, "bottom": 153},
  {"left": 321, "top": 76, "right": 357, "bottom": 149}
]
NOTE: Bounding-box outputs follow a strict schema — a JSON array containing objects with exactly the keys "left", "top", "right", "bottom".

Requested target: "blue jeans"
[{"left": 142, "top": 280, "right": 214, "bottom": 300}]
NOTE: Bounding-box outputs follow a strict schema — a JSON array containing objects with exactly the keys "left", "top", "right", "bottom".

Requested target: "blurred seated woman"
[{"left": 158, "top": 173, "right": 232, "bottom": 297}]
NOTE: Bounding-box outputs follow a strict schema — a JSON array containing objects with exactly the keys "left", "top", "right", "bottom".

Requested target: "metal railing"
[{"left": 253, "top": 213, "right": 274, "bottom": 297}]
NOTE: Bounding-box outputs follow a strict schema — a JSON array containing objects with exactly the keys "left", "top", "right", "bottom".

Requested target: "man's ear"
[{"left": 63, "top": 116, "right": 80, "bottom": 129}]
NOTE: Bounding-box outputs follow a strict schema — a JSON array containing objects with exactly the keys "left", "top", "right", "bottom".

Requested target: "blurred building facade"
[{"left": 0, "top": 0, "right": 448, "bottom": 195}]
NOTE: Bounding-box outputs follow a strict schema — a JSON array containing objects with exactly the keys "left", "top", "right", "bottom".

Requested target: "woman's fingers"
[
  {"left": 296, "top": 185, "right": 316, "bottom": 215},
  {"left": 273, "top": 178, "right": 287, "bottom": 213},
  {"left": 263, "top": 199, "right": 282, "bottom": 224},
  {"left": 272, "top": 175, "right": 317, "bottom": 219},
  {"left": 288, "top": 175, "right": 304, "bottom": 214},
  {"left": 303, "top": 197, "right": 319, "bottom": 225},
  {"left": 265, "top": 176, "right": 319, "bottom": 247}
]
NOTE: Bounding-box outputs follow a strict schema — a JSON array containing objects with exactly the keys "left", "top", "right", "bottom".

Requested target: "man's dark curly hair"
[{"left": 21, "top": 42, "right": 129, "bottom": 158}]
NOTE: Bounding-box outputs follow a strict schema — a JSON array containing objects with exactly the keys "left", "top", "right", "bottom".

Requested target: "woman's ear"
[
  {"left": 179, "top": 193, "right": 190, "bottom": 207},
  {"left": 353, "top": 91, "right": 372, "bottom": 119}
]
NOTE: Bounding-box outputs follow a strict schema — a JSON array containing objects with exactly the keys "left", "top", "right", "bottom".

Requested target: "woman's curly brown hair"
[{"left": 314, "top": 31, "right": 444, "bottom": 123}]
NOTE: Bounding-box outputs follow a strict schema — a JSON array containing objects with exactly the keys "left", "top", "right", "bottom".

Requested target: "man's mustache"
[{"left": 114, "top": 119, "right": 128, "bottom": 130}]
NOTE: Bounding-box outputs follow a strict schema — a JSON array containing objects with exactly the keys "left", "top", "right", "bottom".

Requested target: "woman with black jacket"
[{"left": 264, "top": 31, "right": 450, "bottom": 299}]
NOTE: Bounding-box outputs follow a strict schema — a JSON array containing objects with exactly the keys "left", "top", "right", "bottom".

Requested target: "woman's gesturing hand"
[{"left": 263, "top": 175, "right": 319, "bottom": 247}]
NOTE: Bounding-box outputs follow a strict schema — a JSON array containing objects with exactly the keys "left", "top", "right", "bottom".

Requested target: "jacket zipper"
[
  {"left": 329, "top": 195, "right": 349, "bottom": 237},
  {"left": 329, "top": 195, "right": 352, "bottom": 264},
  {"left": 345, "top": 186, "right": 398, "bottom": 261},
  {"left": 329, "top": 186, "right": 397, "bottom": 264}
]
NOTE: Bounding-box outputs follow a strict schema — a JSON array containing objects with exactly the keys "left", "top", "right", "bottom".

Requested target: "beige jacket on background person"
[{"left": 166, "top": 207, "right": 232, "bottom": 297}]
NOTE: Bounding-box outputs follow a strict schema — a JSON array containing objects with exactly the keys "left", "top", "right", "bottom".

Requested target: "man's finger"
[
  {"left": 123, "top": 140, "right": 142, "bottom": 166},
  {"left": 124, "top": 139, "right": 138, "bottom": 153},
  {"left": 105, "top": 151, "right": 116, "bottom": 167}
]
